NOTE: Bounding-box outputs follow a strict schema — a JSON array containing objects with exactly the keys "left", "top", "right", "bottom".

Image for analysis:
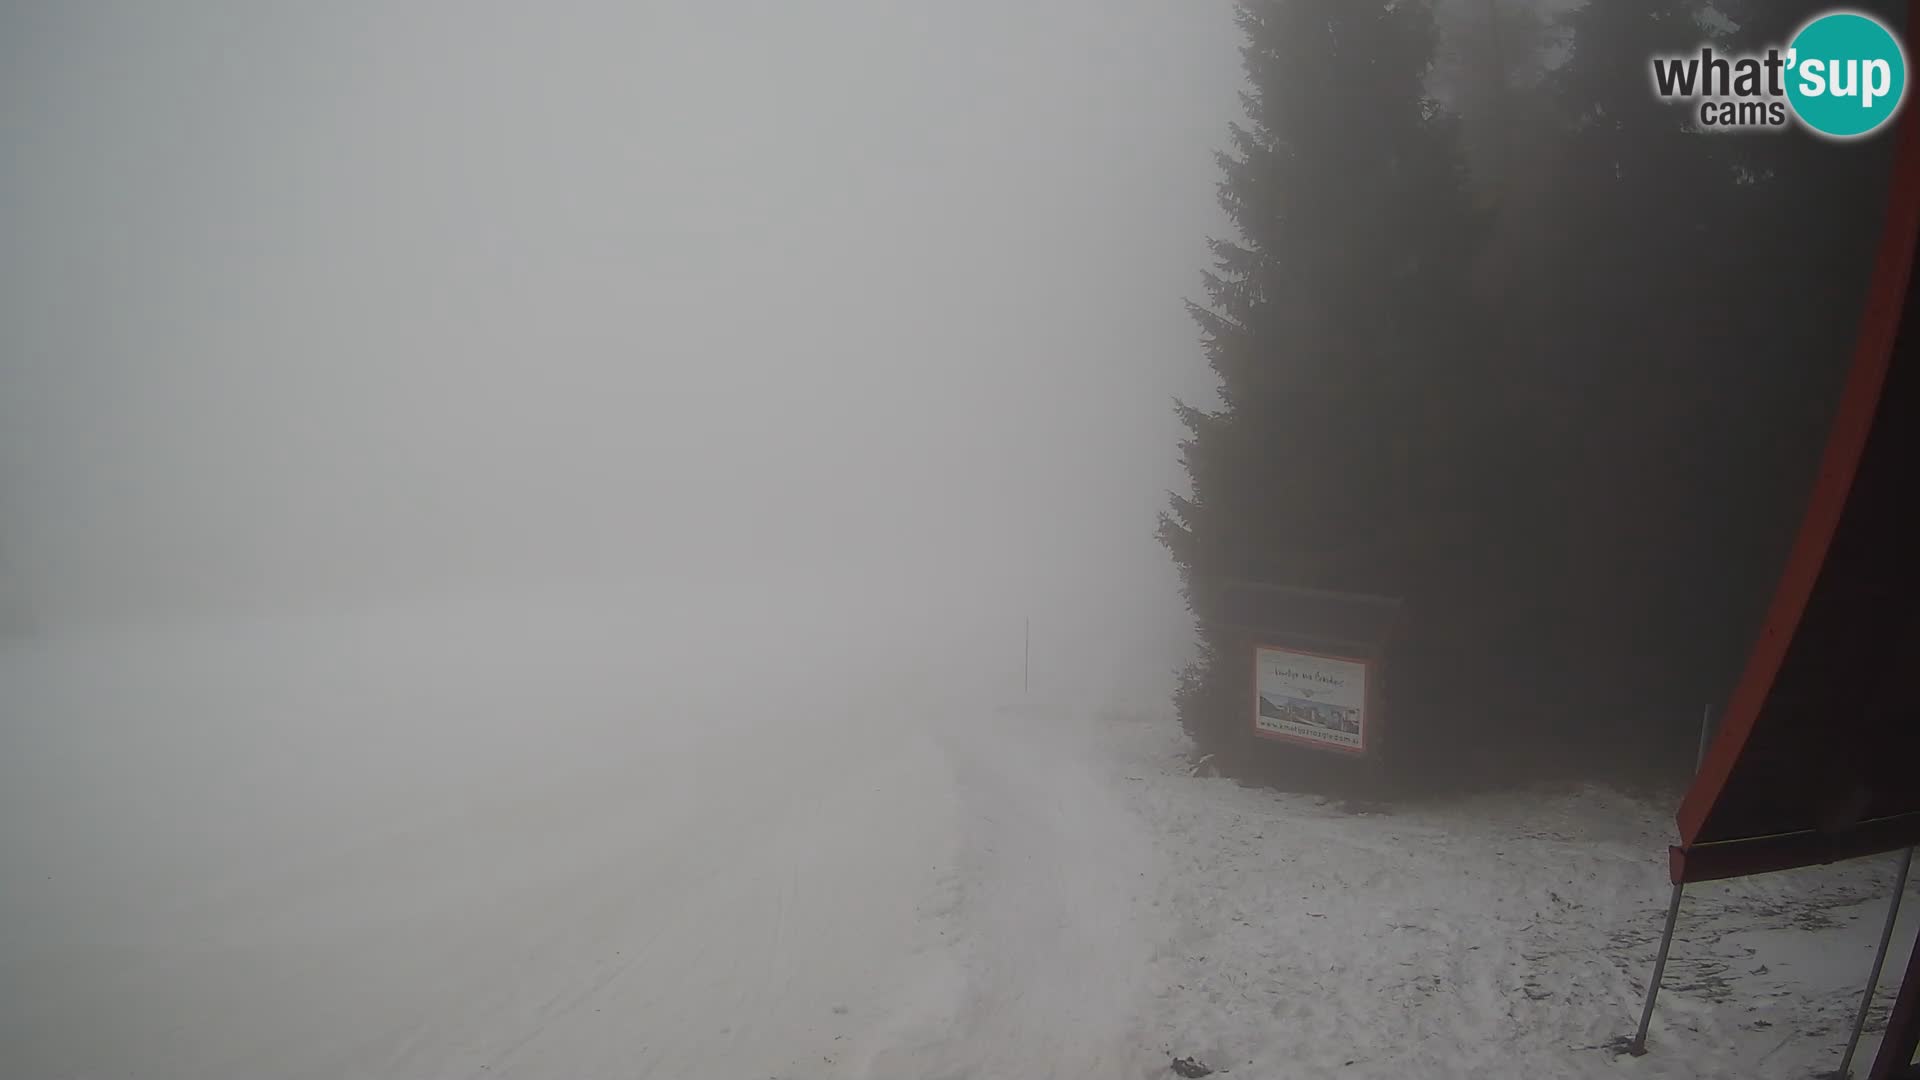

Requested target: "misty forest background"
[
  {"left": 0, "top": 0, "right": 1901, "bottom": 796},
  {"left": 1162, "top": 0, "right": 1902, "bottom": 790}
]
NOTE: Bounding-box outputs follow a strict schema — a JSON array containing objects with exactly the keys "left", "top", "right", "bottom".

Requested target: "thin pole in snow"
[
  {"left": 1838, "top": 847, "right": 1915, "bottom": 1079},
  {"left": 1631, "top": 881, "right": 1687, "bottom": 1056},
  {"left": 1695, "top": 704, "right": 1714, "bottom": 773}
]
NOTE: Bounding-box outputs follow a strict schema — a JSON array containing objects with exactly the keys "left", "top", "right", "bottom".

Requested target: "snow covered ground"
[
  {"left": 3, "top": 606, "right": 1914, "bottom": 1079},
  {"left": 1106, "top": 711, "right": 1920, "bottom": 1079}
]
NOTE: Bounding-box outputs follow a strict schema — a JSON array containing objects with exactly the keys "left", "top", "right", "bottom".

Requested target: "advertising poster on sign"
[{"left": 1253, "top": 645, "right": 1369, "bottom": 754}]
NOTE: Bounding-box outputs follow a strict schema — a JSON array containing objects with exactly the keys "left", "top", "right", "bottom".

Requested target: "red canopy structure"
[{"left": 1638, "top": 29, "right": 1920, "bottom": 1075}]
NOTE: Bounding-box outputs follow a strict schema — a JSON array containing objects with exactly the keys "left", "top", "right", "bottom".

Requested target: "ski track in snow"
[
  {"left": 848, "top": 705, "right": 1161, "bottom": 1080},
  {"left": 5, "top": 625, "right": 1917, "bottom": 1080}
]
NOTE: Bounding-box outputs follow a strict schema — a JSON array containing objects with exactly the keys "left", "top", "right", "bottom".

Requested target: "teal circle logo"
[{"left": 1786, "top": 11, "right": 1908, "bottom": 139}]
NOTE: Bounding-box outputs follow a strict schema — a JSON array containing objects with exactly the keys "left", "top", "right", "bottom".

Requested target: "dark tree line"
[{"left": 1162, "top": 0, "right": 1902, "bottom": 789}]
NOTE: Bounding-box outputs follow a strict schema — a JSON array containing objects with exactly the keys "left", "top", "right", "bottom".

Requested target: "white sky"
[{"left": 0, "top": 1, "right": 1243, "bottom": 644}]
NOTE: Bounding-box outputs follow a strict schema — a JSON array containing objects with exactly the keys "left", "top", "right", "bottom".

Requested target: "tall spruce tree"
[
  {"left": 1429, "top": 0, "right": 1576, "bottom": 734},
  {"left": 1530, "top": 0, "right": 1898, "bottom": 765},
  {"left": 1161, "top": 0, "right": 1491, "bottom": 774},
  {"left": 1516, "top": 0, "right": 1742, "bottom": 745}
]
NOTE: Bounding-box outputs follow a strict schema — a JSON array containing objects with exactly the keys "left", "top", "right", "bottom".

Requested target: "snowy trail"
[
  {"left": 851, "top": 704, "right": 1163, "bottom": 1079},
  {"left": 0, "top": 618, "right": 1168, "bottom": 1080}
]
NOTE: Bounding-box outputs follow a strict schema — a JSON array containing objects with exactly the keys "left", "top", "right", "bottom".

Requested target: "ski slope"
[
  {"left": 3, "top": 605, "right": 1914, "bottom": 1079},
  {"left": 0, "top": 597, "right": 1166, "bottom": 1080}
]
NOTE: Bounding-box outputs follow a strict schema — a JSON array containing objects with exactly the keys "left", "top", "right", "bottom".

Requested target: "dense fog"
[
  {"left": 0, "top": 2, "right": 1244, "bottom": 681},
  {"left": 6, "top": 1, "right": 1919, "bottom": 1077},
  {"left": 1, "top": 7, "right": 1248, "bottom": 1055}
]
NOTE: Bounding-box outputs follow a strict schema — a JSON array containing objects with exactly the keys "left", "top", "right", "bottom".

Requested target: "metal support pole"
[
  {"left": 1867, "top": 911, "right": 1920, "bottom": 1080},
  {"left": 1695, "top": 704, "right": 1714, "bottom": 772},
  {"left": 1632, "top": 881, "right": 1687, "bottom": 1055},
  {"left": 1838, "top": 847, "right": 1915, "bottom": 1078}
]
